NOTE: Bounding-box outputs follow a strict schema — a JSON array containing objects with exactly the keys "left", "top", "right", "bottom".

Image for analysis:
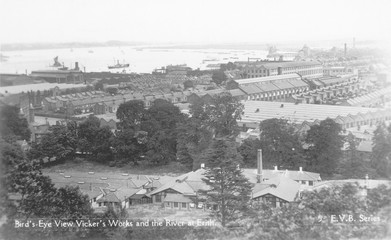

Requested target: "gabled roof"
[
  {"left": 357, "top": 141, "right": 373, "bottom": 152},
  {"left": 81, "top": 188, "right": 103, "bottom": 200},
  {"left": 97, "top": 191, "right": 121, "bottom": 203},
  {"left": 148, "top": 169, "right": 208, "bottom": 196},
  {"left": 252, "top": 176, "right": 301, "bottom": 202}
]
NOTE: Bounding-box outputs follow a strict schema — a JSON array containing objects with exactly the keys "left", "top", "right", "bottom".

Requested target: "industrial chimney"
[
  {"left": 74, "top": 62, "right": 80, "bottom": 71},
  {"left": 257, "top": 149, "right": 263, "bottom": 183},
  {"left": 344, "top": 43, "right": 347, "bottom": 57}
]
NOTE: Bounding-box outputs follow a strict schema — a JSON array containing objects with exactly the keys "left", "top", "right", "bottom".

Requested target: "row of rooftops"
[
  {"left": 233, "top": 74, "right": 308, "bottom": 95},
  {"left": 147, "top": 167, "right": 321, "bottom": 203},
  {"left": 243, "top": 60, "right": 322, "bottom": 69},
  {"left": 240, "top": 101, "right": 391, "bottom": 126},
  {"left": 347, "top": 86, "right": 391, "bottom": 106}
]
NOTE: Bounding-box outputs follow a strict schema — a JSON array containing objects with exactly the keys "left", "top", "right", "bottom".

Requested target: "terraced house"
[{"left": 228, "top": 74, "right": 309, "bottom": 102}]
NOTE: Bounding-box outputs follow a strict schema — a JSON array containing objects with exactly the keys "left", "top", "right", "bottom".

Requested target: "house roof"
[
  {"left": 148, "top": 169, "right": 209, "bottom": 196},
  {"left": 97, "top": 191, "right": 121, "bottom": 203},
  {"left": 81, "top": 189, "right": 103, "bottom": 199},
  {"left": 357, "top": 141, "right": 373, "bottom": 152},
  {"left": 252, "top": 176, "right": 301, "bottom": 202}
]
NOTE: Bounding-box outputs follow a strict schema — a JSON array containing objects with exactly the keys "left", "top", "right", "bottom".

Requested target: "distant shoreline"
[
  {"left": 0, "top": 40, "right": 379, "bottom": 52},
  {"left": 0, "top": 42, "right": 272, "bottom": 52}
]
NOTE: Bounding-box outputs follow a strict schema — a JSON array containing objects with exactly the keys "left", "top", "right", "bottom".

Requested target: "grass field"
[
  {"left": 126, "top": 204, "right": 212, "bottom": 223},
  {"left": 43, "top": 158, "right": 188, "bottom": 176}
]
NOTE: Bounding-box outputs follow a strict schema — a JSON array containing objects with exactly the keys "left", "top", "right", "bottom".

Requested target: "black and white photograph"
[{"left": 0, "top": 0, "right": 391, "bottom": 239}]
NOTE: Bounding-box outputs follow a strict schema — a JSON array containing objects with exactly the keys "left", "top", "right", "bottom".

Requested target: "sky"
[{"left": 1, "top": 0, "right": 391, "bottom": 44}]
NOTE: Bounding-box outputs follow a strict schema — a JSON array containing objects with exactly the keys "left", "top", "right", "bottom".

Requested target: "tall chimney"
[
  {"left": 344, "top": 43, "right": 347, "bottom": 57},
  {"left": 257, "top": 149, "right": 263, "bottom": 183}
]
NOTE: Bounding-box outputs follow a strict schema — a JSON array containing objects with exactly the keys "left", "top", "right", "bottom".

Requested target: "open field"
[
  {"left": 126, "top": 204, "right": 213, "bottom": 223},
  {"left": 43, "top": 158, "right": 188, "bottom": 176}
]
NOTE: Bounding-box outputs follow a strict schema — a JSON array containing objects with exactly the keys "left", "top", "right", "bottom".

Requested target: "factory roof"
[
  {"left": 347, "top": 87, "right": 391, "bottom": 106},
  {"left": 240, "top": 101, "right": 384, "bottom": 125},
  {"left": 248, "top": 61, "right": 321, "bottom": 69},
  {"left": 235, "top": 73, "right": 301, "bottom": 85}
]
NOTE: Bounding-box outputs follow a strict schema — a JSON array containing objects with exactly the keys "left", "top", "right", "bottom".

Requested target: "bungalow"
[
  {"left": 252, "top": 176, "right": 301, "bottom": 207},
  {"left": 149, "top": 150, "right": 321, "bottom": 209}
]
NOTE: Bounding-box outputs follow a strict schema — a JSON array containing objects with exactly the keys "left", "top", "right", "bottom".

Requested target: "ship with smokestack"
[
  {"left": 108, "top": 59, "right": 130, "bottom": 69},
  {"left": 50, "top": 56, "right": 69, "bottom": 70}
]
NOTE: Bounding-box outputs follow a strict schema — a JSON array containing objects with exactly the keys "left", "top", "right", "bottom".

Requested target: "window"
[
  {"left": 166, "top": 202, "right": 170, "bottom": 207},
  {"left": 174, "top": 202, "right": 179, "bottom": 208},
  {"left": 182, "top": 203, "right": 187, "bottom": 208},
  {"left": 309, "top": 181, "right": 314, "bottom": 186},
  {"left": 155, "top": 195, "right": 161, "bottom": 202}
]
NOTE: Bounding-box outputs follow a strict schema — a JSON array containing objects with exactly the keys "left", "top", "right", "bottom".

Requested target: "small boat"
[
  {"left": 88, "top": 50, "right": 94, "bottom": 53},
  {"left": 0, "top": 53, "right": 9, "bottom": 62},
  {"left": 108, "top": 60, "right": 130, "bottom": 69}
]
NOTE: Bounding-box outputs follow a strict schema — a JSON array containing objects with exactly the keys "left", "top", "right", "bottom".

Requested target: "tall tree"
[
  {"left": 29, "top": 122, "right": 78, "bottom": 163},
  {"left": 258, "top": 118, "right": 305, "bottom": 169},
  {"left": 176, "top": 118, "right": 213, "bottom": 170},
  {"left": 238, "top": 138, "right": 262, "bottom": 168},
  {"left": 193, "top": 93, "right": 243, "bottom": 138},
  {"left": 1, "top": 137, "right": 93, "bottom": 240},
  {"left": 0, "top": 105, "right": 31, "bottom": 141},
  {"left": 211, "top": 70, "right": 227, "bottom": 85},
  {"left": 112, "top": 128, "right": 145, "bottom": 166},
  {"left": 201, "top": 139, "right": 253, "bottom": 227},
  {"left": 116, "top": 100, "right": 147, "bottom": 130},
  {"left": 305, "top": 118, "right": 344, "bottom": 176},
  {"left": 371, "top": 123, "right": 391, "bottom": 178},
  {"left": 339, "top": 132, "right": 370, "bottom": 178}
]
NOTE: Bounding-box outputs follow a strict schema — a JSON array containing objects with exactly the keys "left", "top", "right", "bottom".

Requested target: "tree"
[
  {"left": 78, "top": 115, "right": 101, "bottom": 153},
  {"left": 238, "top": 138, "right": 262, "bottom": 168},
  {"left": 1, "top": 137, "right": 93, "bottom": 240},
  {"left": 106, "top": 87, "right": 118, "bottom": 95},
  {"left": 29, "top": 122, "right": 78, "bottom": 163},
  {"left": 258, "top": 118, "right": 305, "bottom": 169},
  {"left": 339, "top": 133, "right": 371, "bottom": 178},
  {"left": 201, "top": 139, "right": 253, "bottom": 227},
  {"left": 211, "top": 70, "right": 227, "bottom": 85},
  {"left": 194, "top": 93, "right": 243, "bottom": 138},
  {"left": 92, "top": 126, "right": 115, "bottom": 163},
  {"left": 95, "top": 81, "right": 104, "bottom": 91},
  {"left": 145, "top": 130, "right": 176, "bottom": 165},
  {"left": 305, "top": 118, "right": 344, "bottom": 176},
  {"left": 116, "top": 100, "right": 147, "bottom": 130},
  {"left": 371, "top": 123, "right": 391, "bottom": 178},
  {"left": 112, "top": 129, "right": 145, "bottom": 166},
  {"left": 176, "top": 118, "right": 213, "bottom": 170},
  {"left": 0, "top": 105, "right": 31, "bottom": 141}
]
